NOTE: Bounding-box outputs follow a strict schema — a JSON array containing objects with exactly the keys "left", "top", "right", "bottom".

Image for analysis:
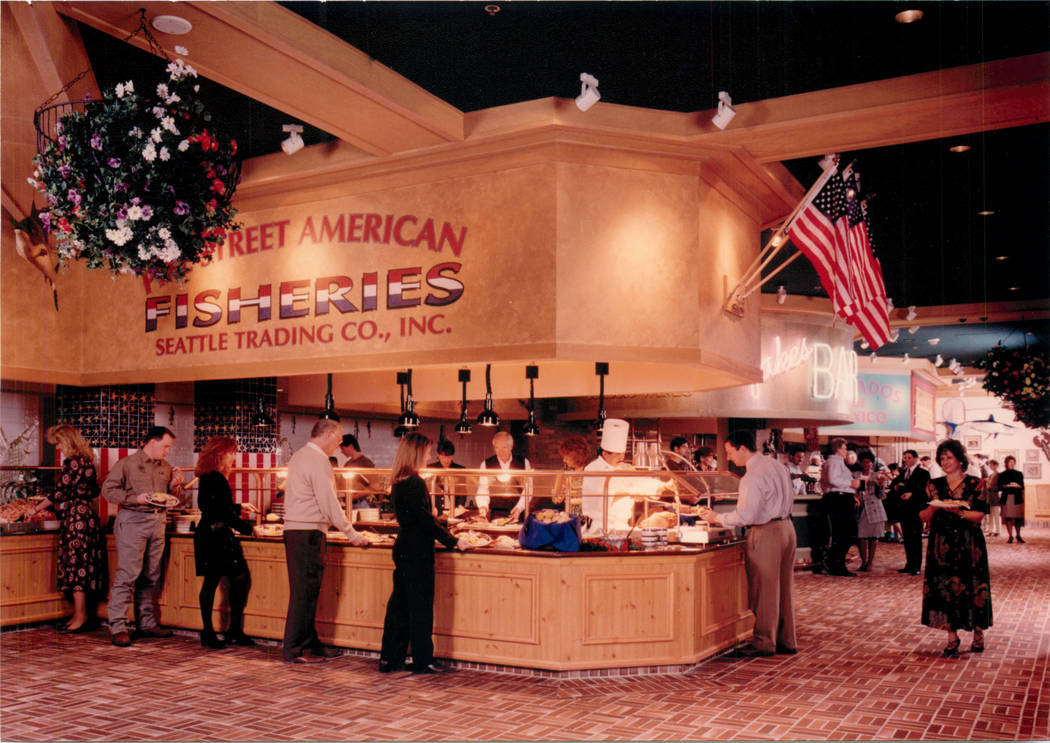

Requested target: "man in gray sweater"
[{"left": 282, "top": 418, "right": 368, "bottom": 663}]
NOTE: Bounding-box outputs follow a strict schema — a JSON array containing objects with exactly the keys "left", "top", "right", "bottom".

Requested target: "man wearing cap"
[
  {"left": 581, "top": 419, "right": 633, "bottom": 531},
  {"left": 699, "top": 430, "right": 797, "bottom": 657}
]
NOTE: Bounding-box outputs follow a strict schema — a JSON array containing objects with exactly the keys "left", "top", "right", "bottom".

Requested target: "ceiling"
[{"left": 74, "top": 1, "right": 1049, "bottom": 369}]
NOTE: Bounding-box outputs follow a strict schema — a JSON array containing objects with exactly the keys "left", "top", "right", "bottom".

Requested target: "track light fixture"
[
  {"left": 397, "top": 370, "right": 420, "bottom": 429},
  {"left": 935, "top": 354, "right": 944, "bottom": 367},
  {"left": 711, "top": 91, "right": 736, "bottom": 130},
  {"left": 906, "top": 305, "right": 917, "bottom": 321},
  {"left": 776, "top": 285, "right": 787, "bottom": 304},
  {"left": 593, "top": 362, "right": 609, "bottom": 433},
  {"left": 523, "top": 365, "right": 540, "bottom": 437},
  {"left": 575, "top": 73, "right": 600, "bottom": 112},
  {"left": 455, "top": 369, "right": 472, "bottom": 436},
  {"left": 902, "top": 353, "right": 910, "bottom": 364},
  {"left": 281, "top": 124, "right": 304, "bottom": 156},
  {"left": 477, "top": 364, "right": 499, "bottom": 427},
  {"left": 318, "top": 373, "right": 340, "bottom": 421}
]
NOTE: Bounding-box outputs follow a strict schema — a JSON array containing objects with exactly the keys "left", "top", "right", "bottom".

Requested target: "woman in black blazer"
[
  {"left": 379, "top": 432, "right": 469, "bottom": 674},
  {"left": 193, "top": 436, "right": 255, "bottom": 648},
  {"left": 998, "top": 456, "right": 1025, "bottom": 543}
]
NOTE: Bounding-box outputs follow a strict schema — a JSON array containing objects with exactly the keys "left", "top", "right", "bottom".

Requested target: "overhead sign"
[{"left": 821, "top": 372, "right": 911, "bottom": 435}]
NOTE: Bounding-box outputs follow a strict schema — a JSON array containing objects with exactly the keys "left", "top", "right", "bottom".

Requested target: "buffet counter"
[{"left": 1, "top": 531, "right": 751, "bottom": 671}]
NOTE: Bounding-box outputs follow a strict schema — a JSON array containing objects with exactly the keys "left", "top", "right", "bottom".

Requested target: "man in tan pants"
[{"left": 700, "top": 430, "right": 797, "bottom": 657}]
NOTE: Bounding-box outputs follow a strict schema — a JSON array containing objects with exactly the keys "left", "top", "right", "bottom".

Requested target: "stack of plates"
[
  {"left": 640, "top": 527, "right": 668, "bottom": 548},
  {"left": 269, "top": 502, "right": 285, "bottom": 517}
]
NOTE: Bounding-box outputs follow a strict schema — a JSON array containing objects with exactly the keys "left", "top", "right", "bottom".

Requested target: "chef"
[
  {"left": 475, "top": 431, "right": 532, "bottom": 520},
  {"left": 580, "top": 419, "right": 635, "bottom": 532}
]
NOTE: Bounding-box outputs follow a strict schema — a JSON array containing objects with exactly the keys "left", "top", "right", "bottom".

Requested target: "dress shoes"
[
  {"left": 200, "top": 633, "right": 226, "bottom": 649},
  {"left": 378, "top": 660, "right": 409, "bottom": 673},
  {"left": 309, "top": 645, "right": 342, "bottom": 659},
  {"left": 110, "top": 630, "right": 132, "bottom": 647},
  {"left": 133, "top": 626, "right": 173, "bottom": 639},
  {"left": 897, "top": 567, "right": 918, "bottom": 574},
  {"left": 225, "top": 633, "right": 256, "bottom": 647},
  {"left": 730, "top": 645, "right": 775, "bottom": 658},
  {"left": 775, "top": 644, "right": 799, "bottom": 655},
  {"left": 412, "top": 661, "right": 455, "bottom": 674},
  {"left": 286, "top": 654, "right": 325, "bottom": 664}
]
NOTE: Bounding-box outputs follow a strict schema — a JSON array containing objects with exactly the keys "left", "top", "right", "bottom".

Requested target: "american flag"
[{"left": 786, "top": 167, "right": 891, "bottom": 349}]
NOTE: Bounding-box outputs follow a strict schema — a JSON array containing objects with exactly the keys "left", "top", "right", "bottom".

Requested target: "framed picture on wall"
[
  {"left": 995, "top": 449, "right": 1019, "bottom": 464},
  {"left": 1023, "top": 462, "right": 1041, "bottom": 479},
  {"left": 1026, "top": 449, "right": 1040, "bottom": 462},
  {"left": 965, "top": 436, "right": 982, "bottom": 451}
]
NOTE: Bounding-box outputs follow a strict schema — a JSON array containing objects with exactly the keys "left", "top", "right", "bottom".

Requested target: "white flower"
[
  {"left": 106, "top": 226, "right": 134, "bottom": 246},
  {"left": 115, "top": 80, "right": 134, "bottom": 98},
  {"left": 165, "top": 93, "right": 181, "bottom": 105},
  {"left": 150, "top": 128, "right": 163, "bottom": 143},
  {"left": 166, "top": 58, "right": 198, "bottom": 81},
  {"left": 152, "top": 106, "right": 167, "bottom": 119},
  {"left": 126, "top": 205, "right": 144, "bottom": 221},
  {"left": 138, "top": 243, "right": 152, "bottom": 260},
  {"left": 142, "top": 143, "right": 157, "bottom": 162},
  {"left": 156, "top": 83, "right": 169, "bottom": 98},
  {"left": 158, "top": 227, "right": 171, "bottom": 240},
  {"left": 129, "top": 127, "right": 143, "bottom": 139},
  {"left": 160, "top": 116, "right": 179, "bottom": 135},
  {"left": 177, "top": 140, "right": 190, "bottom": 152},
  {"left": 159, "top": 243, "right": 181, "bottom": 263},
  {"left": 159, "top": 147, "right": 170, "bottom": 161}
]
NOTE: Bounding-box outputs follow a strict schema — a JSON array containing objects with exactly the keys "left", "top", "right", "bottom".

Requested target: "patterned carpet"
[{"left": 2, "top": 529, "right": 1047, "bottom": 741}]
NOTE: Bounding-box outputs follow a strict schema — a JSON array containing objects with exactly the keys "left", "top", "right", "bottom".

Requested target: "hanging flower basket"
[
  {"left": 28, "top": 58, "right": 240, "bottom": 283},
  {"left": 976, "top": 343, "right": 1050, "bottom": 430}
]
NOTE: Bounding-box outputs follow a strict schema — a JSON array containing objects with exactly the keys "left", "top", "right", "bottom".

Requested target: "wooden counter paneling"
[{"left": 3, "top": 533, "right": 752, "bottom": 671}]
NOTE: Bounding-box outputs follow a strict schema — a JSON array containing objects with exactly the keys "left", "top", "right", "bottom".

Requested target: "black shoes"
[
  {"left": 378, "top": 660, "right": 408, "bottom": 673},
  {"left": 898, "top": 567, "right": 920, "bottom": 575},
  {"left": 225, "top": 633, "right": 256, "bottom": 647},
  {"left": 775, "top": 644, "right": 799, "bottom": 655},
  {"left": 730, "top": 645, "right": 774, "bottom": 658},
  {"left": 134, "top": 626, "right": 173, "bottom": 639},
  {"left": 110, "top": 630, "right": 131, "bottom": 647},
  {"left": 412, "top": 661, "right": 455, "bottom": 674},
  {"left": 287, "top": 654, "right": 325, "bottom": 664},
  {"left": 943, "top": 637, "right": 961, "bottom": 658},
  {"left": 309, "top": 645, "right": 342, "bottom": 659},
  {"left": 60, "top": 619, "right": 97, "bottom": 634},
  {"left": 201, "top": 632, "right": 226, "bottom": 649}
]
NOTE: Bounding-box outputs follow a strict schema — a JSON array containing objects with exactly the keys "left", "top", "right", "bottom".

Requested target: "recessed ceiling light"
[
  {"left": 977, "top": 210, "right": 996, "bottom": 216},
  {"left": 152, "top": 14, "right": 193, "bottom": 35},
  {"left": 1008, "top": 286, "right": 1020, "bottom": 291},
  {"left": 895, "top": 9, "right": 924, "bottom": 23},
  {"left": 949, "top": 145, "right": 971, "bottom": 153},
  {"left": 995, "top": 255, "right": 1009, "bottom": 261}
]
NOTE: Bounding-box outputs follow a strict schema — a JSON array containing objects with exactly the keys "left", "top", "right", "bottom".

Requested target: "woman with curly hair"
[
  {"left": 918, "top": 439, "right": 992, "bottom": 657},
  {"left": 28, "top": 425, "right": 105, "bottom": 633},
  {"left": 553, "top": 435, "right": 594, "bottom": 509},
  {"left": 193, "top": 436, "right": 255, "bottom": 648}
]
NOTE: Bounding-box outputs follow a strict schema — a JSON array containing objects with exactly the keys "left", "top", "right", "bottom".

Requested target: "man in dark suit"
[{"left": 889, "top": 449, "right": 930, "bottom": 574}]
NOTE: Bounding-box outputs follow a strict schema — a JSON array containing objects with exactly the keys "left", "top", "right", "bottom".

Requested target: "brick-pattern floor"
[{"left": 3, "top": 529, "right": 1047, "bottom": 741}]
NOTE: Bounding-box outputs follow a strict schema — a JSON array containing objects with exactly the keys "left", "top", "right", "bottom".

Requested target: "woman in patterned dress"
[
  {"left": 918, "top": 439, "right": 992, "bottom": 657},
  {"left": 28, "top": 425, "right": 105, "bottom": 632}
]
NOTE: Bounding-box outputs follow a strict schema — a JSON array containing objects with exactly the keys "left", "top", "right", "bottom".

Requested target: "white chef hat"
[{"left": 600, "top": 418, "right": 629, "bottom": 453}]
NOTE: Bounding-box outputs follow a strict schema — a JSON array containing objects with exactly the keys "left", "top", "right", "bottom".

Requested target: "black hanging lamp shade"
[
  {"left": 454, "top": 369, "right": 472, "bottom": 436},
  {"left": 397, "top": 370, "right": 420, "bottom": 428},
  {"left": 476, "top": 364, "right": 500, "bottom": 427},
  {"left": 523, "top": 365, "right": 540, "bottom": 436},
  {"left": 319, "top": 373, "right": 340, "bottom": 421},
  {"left": 593, "top": 362, "right": 609, "bottom": 432}
]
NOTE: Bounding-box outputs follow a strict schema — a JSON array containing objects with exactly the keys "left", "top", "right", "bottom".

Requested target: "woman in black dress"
[
  {"left": 29, "top": 425, "right": 105, "bottom": 633},
  {"left": 379, "top": 432, "right": 468, "bottom": 674},
  {"left": 918, "top": 439, "right": 992, "bottom": 657},
  {"left": 998, "top": 456, "right": 1025, "bottom": 543},
  {"left": 193, "top": 436, "right": 255, "bottom": 648}
]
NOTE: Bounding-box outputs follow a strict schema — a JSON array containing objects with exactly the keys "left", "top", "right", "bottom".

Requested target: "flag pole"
[{"left": 724, "top": 157, "right": 839, "bottom": 314}]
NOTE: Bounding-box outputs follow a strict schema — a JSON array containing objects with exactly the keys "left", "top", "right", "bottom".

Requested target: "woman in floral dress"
[
  {"left": 918, "top": 439, "right": 992, "bottom": 657},
  {"left": 29, "top": 425, "right": 105, "bottom": 632}
]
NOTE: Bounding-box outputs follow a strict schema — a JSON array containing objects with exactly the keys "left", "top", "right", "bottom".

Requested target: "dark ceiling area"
[{"left": 76, "top": 2, "right": 1049, "bottom": 368}]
